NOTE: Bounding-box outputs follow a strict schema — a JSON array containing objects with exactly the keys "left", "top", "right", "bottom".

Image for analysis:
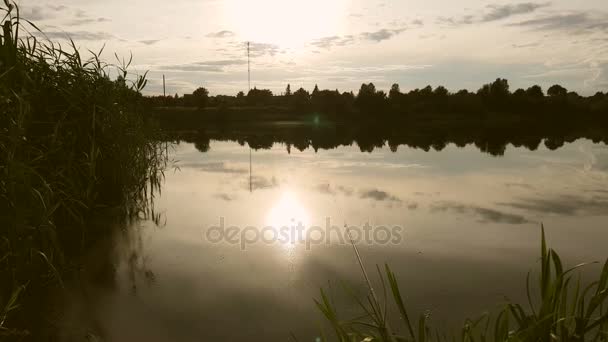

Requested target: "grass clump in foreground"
[
  {"left": 315, "top": 227, "right": 608, "bottom": 342},
  {"left": 0, "top": 1, "right": 166, "bottom": 337}
]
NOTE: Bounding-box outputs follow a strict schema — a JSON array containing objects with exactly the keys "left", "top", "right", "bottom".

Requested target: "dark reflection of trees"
[
  {"left": 174, "top": 116, "right": 607, "bottom": 156},
  {"left": 152, "top": 78, "right": 608, "bottom": 156},
  {"left": 193, "top": 132, "right": 211, "bottom": 153}
]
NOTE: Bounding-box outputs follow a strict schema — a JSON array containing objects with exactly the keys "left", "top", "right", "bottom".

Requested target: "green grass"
[
  {"left": 0, "top": 1, "right": 167, "bottom": 336},
  {"left": 315, "top": 226, "right": 608, "bottom": 342}
]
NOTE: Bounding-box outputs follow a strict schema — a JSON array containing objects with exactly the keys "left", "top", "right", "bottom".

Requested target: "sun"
[{"left": 221, "top": 0, "right": 349, "bottom": 48}]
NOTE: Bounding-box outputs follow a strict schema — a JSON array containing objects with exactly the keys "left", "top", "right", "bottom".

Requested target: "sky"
[{"left": 17, "top": 0, "right": 608, "bottom": 96}]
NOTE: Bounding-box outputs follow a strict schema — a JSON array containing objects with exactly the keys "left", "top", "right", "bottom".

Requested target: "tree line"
[{"left": 145, "top": 78, "right": 608, "bottom": 117}]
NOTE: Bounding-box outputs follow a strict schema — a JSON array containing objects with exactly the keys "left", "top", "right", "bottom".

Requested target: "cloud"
[
  {"left": 66, "top": 17, "right": 111, "bottom": 26},
  {"left": 160, "top": 65, "right": 223, "bottom": 72},
  {"left": 75, "top": 9, "right": 87, "bottom": 18},
  {"left": 360, "top": 28, "right": 407, "bottom": 42},
  {"left": 504, "top": 182, "right": 535, "bottom": 189},
  {"left": 48, "top": 5, "right": 68, "bottom": 11},
  {"left": 360, "top": 189, "right": 401, "bottom": 202},
  {"left": 247, "top": 42, "right": 281, "bottom": 57},
  {"left": 180, "top": 162, "right": 248, "bottom": 174},
  {"left": 512, "top": 42, "right": 541, "bottom": 48},
  {"left": 508, "top": 12, "right": 608, "bottom": 33},
  {"left": 214, "top": 193, "right": 236, "bottom": 201},
  {"left": 198, "top": 60, "right": 248, "bottom": 66},
  {"left": 438, "top": 2, "right": 550, "bottom": 26},
  {"left": 21, "top": 6, "right": 46, "bottom": 21},
  {"left": 310, "top": 35, "right": 355, "bottom": 49},
  {"left": 411, "top": 19, "right": 424, "bottom": 26},
  {"left": 160, "top": 60, "right": 247, "bottom": 72},
  {"left": 23, "top": 5, "right": 111, "bottom": 27},
  {"left": 207, "top": 30, "right": 236, "bottom": 38},
  {"left": 481, "top": 2, "right": 551, "bottom": 22},
  {"left": 309, "top": 27, "right": 408, "bottom": 51},
  {"left": 315, "top": 184, "right": 354, "bottom": 196},
  {"left": 140, "top": 40, "right": 162, "bottom": 45},
  {"left": 36, "top": 31, "right": 114, "bottom": 41},
  {"left": 437, "top": 15, "right": 475, "bottom": 26},
  {"left": 431, "top": 201, "right": 531, "bottom": 224},
  {"left": 248, "top": 176, "right": 278, "bottom": 191},
  {"left": 21, "top": 4, "right": 69, "bottom": 21},
  {"left": 498, "top": 194, "right": 608, "bottom": 216},
  {"left": 222, "top": 41, "right": 283, "bottom": 57}
]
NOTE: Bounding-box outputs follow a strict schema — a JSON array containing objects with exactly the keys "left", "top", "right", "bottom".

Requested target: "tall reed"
[
  {"left": 316, "top": 227, "right": 608, "bottom": 341},
  {"left": 0, "top": 0, "right": 167, "bottom": 336}
]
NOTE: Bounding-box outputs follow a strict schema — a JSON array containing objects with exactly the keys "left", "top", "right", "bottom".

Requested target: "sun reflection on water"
[{"left": 265, "top": 190, "right": 310, "bottom": 249}]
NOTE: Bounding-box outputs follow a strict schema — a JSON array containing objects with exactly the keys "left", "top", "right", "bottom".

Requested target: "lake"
[{"left": 60, "top": 138, "right": 608, "bottom": 341}]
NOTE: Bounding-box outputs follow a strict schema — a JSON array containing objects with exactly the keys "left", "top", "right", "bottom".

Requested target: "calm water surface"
[{"left": 63, "top": 139, "right": 608, "bottom": 341}]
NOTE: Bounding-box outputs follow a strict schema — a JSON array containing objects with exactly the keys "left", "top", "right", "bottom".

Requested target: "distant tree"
[
  {"left": 192, "top": 87, "right": 209, "bottom": 108},
  {"left": 357, "top": 83, "right": 377, "bottom": 98},
  {"left": 433, "top": 86, "right": 449, "bottom": 109},
  {"left": 236, "top": 91, "right": 245, "bottom": 98},
  {"left": 355, "top": 83, "right": 386, "bottom": 112},
  {"left": 420, "top": 85, "right": 433, "bottom": 96},
  {"left": 490, "top": 78, "right": 510, "bottom": 97},
  {"left": 247, "top": 87, "right": 273, "bottom": 106},
  {"left": 389, "top": 83, "right": 401, "bottom": 100},
  {"left": 478, "top": 78, "right": 510, "bottom": 108},
  {"left": 526, "top": 85, "right": 544, "bottom": 99},
  {"left": 285, "top": 84, "right": 292, "bottom": 96},
  {"left": 291, "top": 87, "right": 311, "bottom": 109},
  {"left": 434, "top": 86, "right": 448, "bottom": 97},
  {"left": 548, "top": 84, "right": 567, "bottom": 97},
  {"left": 513, "top": 88, "right": 526, "bottom": 97}
]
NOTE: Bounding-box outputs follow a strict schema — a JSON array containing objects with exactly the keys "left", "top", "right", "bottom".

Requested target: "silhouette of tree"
[
  {"left": 291, "top": 87, "right": 311, "bottom": 110},
  {"left": 490, "top": 78, "right": 510, "bottom": 97},
  {"left": 389, "top": 83, "right": 401, "bottom": 100},
  {"left": 356, "top": 83, "right": 386, "bottom": 113},
  {"left": 548, "top": 84, "right": 567, "bottom": 97},
  {"left": 434, "top": 86, "right": 448, "bottom": 97},
  {"left": 478, "top": 78, "right": 510, "bottom": 108},
  {"left": 526, "top": 85, "right": 544, "bottom": 99},
  {"left": 513, "top": 88, "right": 526, "bottom": 97},
  {"left": 420, "top": 85, "right": 433, "bottom": 96},
  {"left": 247, "top": 87, "right": 273, "bottom": 106},
  {"left": 147, "top": 77, "right": 608, "bottom": 132},
  {"left": 192, "top": 87, "right": 209, "bottom": 108}
]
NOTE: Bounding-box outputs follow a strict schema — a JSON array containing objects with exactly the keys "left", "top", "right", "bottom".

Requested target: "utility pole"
[
  {"left": 163, "top": 74, "right": 166, "bottom": 97},
  {"left": 249, "top": 148, "right": 252, "bottom": 193},
  {"left": 247, "top": 42, "right": 252, "bottom": 192},
  {"left": 247, "top": 42, "right": 251, "bottom": 91}
]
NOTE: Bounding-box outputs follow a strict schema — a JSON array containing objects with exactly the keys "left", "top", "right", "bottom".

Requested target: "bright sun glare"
[
  {"left": 222, "top": 0, "right": 349, "bottom": 47},
  {"left": 265, "top": 190, "right": 310, "bottom": 247}
]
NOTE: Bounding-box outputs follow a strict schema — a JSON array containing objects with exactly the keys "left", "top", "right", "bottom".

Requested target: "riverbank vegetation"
[
  {"left": 0, "top": 2, "right": 166, "bottom": 338},
  {"left": 150, "top": 80, "right": 607, "bottom": 155},
  {"left": 147, "top": 79, "right": 608, "bottom": 118},
  {"left": 315, "top": 228, "right": 608, "bottom": 342}
]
